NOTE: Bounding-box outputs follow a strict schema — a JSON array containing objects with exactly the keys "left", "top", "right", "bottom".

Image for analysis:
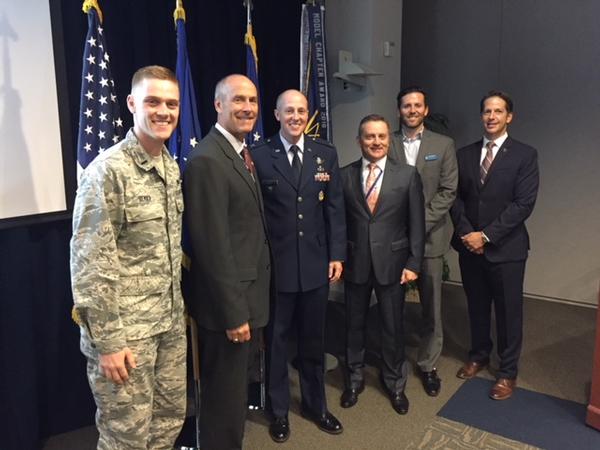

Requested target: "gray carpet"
[{"left": 42, "top": 284, "right": 597, "bottom": 449}]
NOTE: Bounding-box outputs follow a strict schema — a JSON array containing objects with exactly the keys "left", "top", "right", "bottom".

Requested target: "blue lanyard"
[{"left": 365, "top": 168, "right": 383, "bottom": 199}]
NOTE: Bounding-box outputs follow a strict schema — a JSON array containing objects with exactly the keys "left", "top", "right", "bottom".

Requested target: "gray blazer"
[{"left": 390, "top": 129, "right": 458, "bottom": 258}]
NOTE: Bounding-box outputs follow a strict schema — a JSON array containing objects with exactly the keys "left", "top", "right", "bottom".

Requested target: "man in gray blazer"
[
  {"left": 390, "top": 86, "right": 458, "bottom": 396},
  {"left": 341, "top": 114, "right": 425, "bottom": 414},
  {"left": 183, "top": 74, "right": 271, "bottom": 450}
]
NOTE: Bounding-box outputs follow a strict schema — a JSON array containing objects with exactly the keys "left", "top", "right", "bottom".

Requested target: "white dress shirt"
[
  {"left": 402, "top": 126, "right": 424, "bottom": 167},
  {"left": 480, "top": 132, "right": 508, "bottom": 164},
  {"left": 280, "top": 133, "right": 305, "bottom": 165},
  {"left": 216, "top": 122, "right": 246, "bottom": 158},
  {"left": 361, "top": 156, "right": 387, "bottom": 193}
]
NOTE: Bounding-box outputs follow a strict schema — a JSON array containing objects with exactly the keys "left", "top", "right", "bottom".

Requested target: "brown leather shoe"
[
  {"left": 489, "top": 378, "right": 516, "bottom": 400},
  {"left": 456, "top": 361, "right": 487, "bottom": 379}
]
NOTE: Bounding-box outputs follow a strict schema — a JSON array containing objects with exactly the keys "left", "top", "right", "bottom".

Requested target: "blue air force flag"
[
  {"left": 244, "top": 12, "right": 264, "bottom": 145},
  {"left": 168, "top": 8, "right": 202, "bottom": 171}
]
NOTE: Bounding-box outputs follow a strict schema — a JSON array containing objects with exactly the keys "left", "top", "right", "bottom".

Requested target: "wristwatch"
[{"left": 481, "top": 232, "right": 490, "bottom": 244}]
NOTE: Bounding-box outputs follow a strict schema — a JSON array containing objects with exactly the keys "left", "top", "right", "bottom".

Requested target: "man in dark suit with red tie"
[
  {"left": 183, "top": 74, "right": 271, "bottom": 449},
  {"left": 251, "top": 90, "right": 346, "bottom": 443},
  {"left": 451, "top": 91, "right": 539, "bottom": 400},
  {"left": 340, "top": 114, "right": 425, "bottom": 415}
]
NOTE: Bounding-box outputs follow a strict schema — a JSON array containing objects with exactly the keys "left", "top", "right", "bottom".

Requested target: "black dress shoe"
[
  {"left": 340, "top": 382, "right": 365, "bottom": 408},
  {"left": 421, "top": 368, "right": 441, "bottom": 397},
  {"left": 269, "top": 416, "right": 290, "bottom": 443},
  {"left": 301, "top": 409, "right": 343, "bottom": 434},
  {"left": 390, "top": 391, "right": 409, "bottom": 415}
]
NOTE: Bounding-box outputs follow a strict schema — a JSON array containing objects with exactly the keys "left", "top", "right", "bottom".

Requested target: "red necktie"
[{"left": 241, "top": 145, "right": 255, "bottom": 176}]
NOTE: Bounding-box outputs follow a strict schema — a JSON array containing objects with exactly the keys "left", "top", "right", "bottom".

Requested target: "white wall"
[{"left": 326, "top": 0, "right": 403, "bottom": 166}]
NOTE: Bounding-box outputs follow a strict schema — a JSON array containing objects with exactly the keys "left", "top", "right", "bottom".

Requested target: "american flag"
[{"left": 76, "top": 2, "right": 123, "bottom": 179}]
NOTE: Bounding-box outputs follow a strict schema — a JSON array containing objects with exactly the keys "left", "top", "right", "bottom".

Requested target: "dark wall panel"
[{"left": 401, "top": 0, "right": 600, "bottom": 304}]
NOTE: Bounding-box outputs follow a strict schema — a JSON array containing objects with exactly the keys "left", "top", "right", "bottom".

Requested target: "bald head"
[
  {"left": 274, "top": 89, "right": 309, "bottom": 144},
  {"left": 275, "top": 89, "right": 307, "bottom": 110},
  {"left": 214, "top": 74, "right": 258, "bottom": 140}
]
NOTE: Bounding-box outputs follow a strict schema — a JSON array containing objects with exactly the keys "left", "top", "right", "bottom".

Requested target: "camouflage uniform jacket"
[{"left": 71, "top": 129, "right": 185, "bottom": 354}]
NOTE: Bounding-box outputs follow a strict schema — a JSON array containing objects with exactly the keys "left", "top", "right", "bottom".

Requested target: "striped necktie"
[{"left": 480, "top": 141, "right": 495, "bottom": 184}]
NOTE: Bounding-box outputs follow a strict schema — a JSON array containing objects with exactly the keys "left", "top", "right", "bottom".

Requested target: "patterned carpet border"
[{"left": 406, "top": 416, "right": 540, "bottom": 450}]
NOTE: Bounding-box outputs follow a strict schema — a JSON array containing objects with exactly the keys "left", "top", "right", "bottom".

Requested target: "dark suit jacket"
[
  {"left": 251, "top": 135, "right": 346, "bottom": 293},
  {"left": 390, "top": 129, "right": 458, "bottom": 257},
  {"left": 341, "top": 157, "right": 425, "bottom": 285},
  {"left": 450, "top": 136, "right": 539, "bottom": 263},
  {"left": 183, "top": 126, "right": 270, "bottom": 331}
]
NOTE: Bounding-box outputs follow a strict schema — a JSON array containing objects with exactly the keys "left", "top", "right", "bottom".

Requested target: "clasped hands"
[
  {"left": 226, "top": 322, "right": 251, "bottom": 344},
  {"left": 461, "top": 231, "right": 486, "bottom": 254}
]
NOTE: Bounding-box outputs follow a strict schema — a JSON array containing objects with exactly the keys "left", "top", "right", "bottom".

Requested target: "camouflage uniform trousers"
[{"left": 81, "top": 316, "right": 187, "bottom": 450}]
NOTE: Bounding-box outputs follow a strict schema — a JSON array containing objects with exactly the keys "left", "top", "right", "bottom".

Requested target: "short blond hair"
[{"left": 131, "top": 65, "right": 177, "bottom": 91}]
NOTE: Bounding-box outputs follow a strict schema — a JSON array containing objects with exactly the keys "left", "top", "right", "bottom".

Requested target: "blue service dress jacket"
[{"left": 251, "top": 134, "right": 346, "bottom": 293}]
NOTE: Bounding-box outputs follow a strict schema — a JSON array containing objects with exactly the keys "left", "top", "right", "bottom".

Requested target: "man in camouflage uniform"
[{"left": 70, "top": 65, "right": 186, "bottom": 450}]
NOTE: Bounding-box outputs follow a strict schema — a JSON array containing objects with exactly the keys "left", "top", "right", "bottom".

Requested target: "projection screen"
[{"left": 0, "top": 0, "right": 74, "bottom": 229}]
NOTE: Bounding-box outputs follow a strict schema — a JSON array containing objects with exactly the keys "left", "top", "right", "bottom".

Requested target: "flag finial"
[
  {"left": 173, "top": 0, "right": 186, "bottom": 25},
  {"left": 82, "top": 0, "right": 103, "bottom": 23}
]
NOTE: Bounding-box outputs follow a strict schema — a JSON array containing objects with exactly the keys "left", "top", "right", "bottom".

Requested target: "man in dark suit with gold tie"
[
  {"left": 340, "top": 114, "right": 425, "bottom": 415},
  {"left": 183, "top": 74, "right": 271, "bottom": 449},
  {"left": 451, "top": 91, "right": 539, "bottom": 400},
  {"left": 251, "top": 90, "right": 346, "bottom": 443}
]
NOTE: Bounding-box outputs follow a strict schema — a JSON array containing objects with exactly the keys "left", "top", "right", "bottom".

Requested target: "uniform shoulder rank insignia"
[
  {"left": 311, "top": 137, "right": 335, "bottom": 148},
  {"left": 250, "top": 138, "right": 268, "bottom": 149}
]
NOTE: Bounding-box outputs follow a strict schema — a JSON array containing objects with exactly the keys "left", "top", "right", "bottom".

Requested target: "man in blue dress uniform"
[{"left": 251, "top": 89, "right": 346, "bottom": 443}]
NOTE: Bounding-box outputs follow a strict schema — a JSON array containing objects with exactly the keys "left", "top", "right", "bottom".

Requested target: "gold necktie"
[{"left": 365, "top": 163, "right": 380, "bottom": 213}]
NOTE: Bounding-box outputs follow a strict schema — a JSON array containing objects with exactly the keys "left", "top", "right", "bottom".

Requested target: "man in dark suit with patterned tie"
[
  {"left": 390, "top": 86, "right": 458, "bottom": 397},
  {"left": 183, "top": 74, "right": 271, "bottom": 449},
  {"left": 251, "top": 90, "right": 346, "bottom": 443},
  {"left": 340, "top": 114, "right": 425, "bottom": 415},
  {"left": 451, "top": 91, "right": 539, "bottom": 400}
]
